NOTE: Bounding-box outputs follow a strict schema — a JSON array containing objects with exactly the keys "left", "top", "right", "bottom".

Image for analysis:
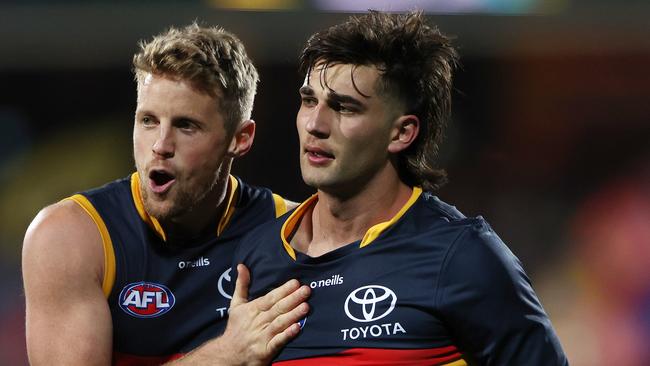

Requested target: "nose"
[
  {"left": 303, "top": 104, "right": 331, "bottom": 139},
  {"left": 152, "top": 125, "right": 175, "bottom": 158}
]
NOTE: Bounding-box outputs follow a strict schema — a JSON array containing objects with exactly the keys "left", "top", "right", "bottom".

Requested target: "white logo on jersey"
[
  {"left": 344, "top": 285, "right": 397, "bottom": 322},
  {"left": 340, "top": 322, "right": 406, "bottom": 340},
  {"left": 310, "top": 274, "right": 344, "bottom": 289},
  {"left": 218, "top": 268, "right": 233, "bottom": 300},
  {"left": 178, "top": 256, "right": 211, "bottom": 269}
]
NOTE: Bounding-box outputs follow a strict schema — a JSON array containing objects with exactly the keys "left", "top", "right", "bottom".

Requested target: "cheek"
[
  {"left": 182, "top": 138, "right": 227, "bottom": 170},
  {"left": 296, "top": 112, "right": 308, "bottom": 133},
  {"left": 132, "top": 131, "right": 147, "bottom": 162}
]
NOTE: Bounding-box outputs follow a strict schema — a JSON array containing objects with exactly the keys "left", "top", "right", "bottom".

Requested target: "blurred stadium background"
[{"left": 1, "top": 0, "right": 649, "bottom": 364}]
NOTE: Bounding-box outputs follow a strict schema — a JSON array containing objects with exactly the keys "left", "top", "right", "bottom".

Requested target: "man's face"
[
  {"left": 133, "top": 73, "right": 232, "bottom": 222},
  {"left": 297, "top": 63, "right": 402, "bottom": 195}
]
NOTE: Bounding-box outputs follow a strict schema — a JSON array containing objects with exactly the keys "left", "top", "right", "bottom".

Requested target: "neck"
[{"left": 292, "top": 165, "right": 412, "bottom": 257}]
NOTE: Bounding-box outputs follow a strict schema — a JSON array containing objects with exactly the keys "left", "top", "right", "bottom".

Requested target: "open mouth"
[
  {"left": 308, "top": 150, "right": 334, "bottom": 159},
  {"left": 149, "top": 170, "right": 176, "bottom": 194},
  {"left": 306, "top": 147, "right": 335, "bottom": 165}
]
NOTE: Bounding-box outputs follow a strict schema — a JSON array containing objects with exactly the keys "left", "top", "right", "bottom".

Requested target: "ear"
[
  {"left": 388, "top": 115, "right": 419, "bottom": 154},
  {"left": 227, "top": 119, "right": 256, "bottom": 158}
]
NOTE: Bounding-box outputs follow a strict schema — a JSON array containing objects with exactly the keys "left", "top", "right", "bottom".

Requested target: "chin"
[
  {"left": 141, "top": 189, "right": 183, "bottom": 221},
  {"left": 143, "top": 200, "right": 178, "bottom": 222}
]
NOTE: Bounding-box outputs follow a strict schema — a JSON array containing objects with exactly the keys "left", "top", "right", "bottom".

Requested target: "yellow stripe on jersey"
[
  {"left": 444, "top": 359, "right": 468, "bottom": 366},
  {"left": 130, "top": 172, "right": 167, "bottom": 241},
  {"left": 65, "top": 194, "right": 116, "bottom": 298},
  {"left": 272, "top": 193, "right": 288, "bottom": 218},
  {"left": 281, "top": 188, "right": 421, "bottom": 258},
  {"left": 280, "top": 194, "right": 318, "bottom": 260},
  {"left": 217, "top": 175, "right": 240, "bottom": 236},
  {"left": 359, "top": 187, "right": 422, "bottom": 248}
]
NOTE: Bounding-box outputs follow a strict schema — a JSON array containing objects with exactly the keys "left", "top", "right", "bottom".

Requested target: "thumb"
[{"left": 230, "top": 264, "right": 250, "bottom": 307}]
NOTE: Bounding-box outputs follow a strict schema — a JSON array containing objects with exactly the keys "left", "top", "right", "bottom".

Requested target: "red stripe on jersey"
[
  {"left": 113, "top": 352, "right": 183, "bottom": 366},
  {"left": 274, "top": 346, "right": 463, "bottom": 365}
]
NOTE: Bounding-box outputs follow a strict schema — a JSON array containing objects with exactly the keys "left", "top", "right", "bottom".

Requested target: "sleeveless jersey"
[
  {"left": 233, "top": 187, "right": 568, "bottom": 365},
  {"left": 67, "top": 173, "right": 287, "bottom": 365}
]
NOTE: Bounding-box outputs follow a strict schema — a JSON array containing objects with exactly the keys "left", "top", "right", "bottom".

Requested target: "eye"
[
  {"left": 174, "top": 119, "right": 199, "bottom": 133},
  {"left": 141, "top": 116, "right": 156, "bottom": 126},
  {"left": 338, "top": 104, "right": 354, "bottom": 114},
  {"left": 301, "top": 96, "right": 318, "bottom": 107},
  {"left": 329, "top": 101, "right": 357, "bottom": 115}
]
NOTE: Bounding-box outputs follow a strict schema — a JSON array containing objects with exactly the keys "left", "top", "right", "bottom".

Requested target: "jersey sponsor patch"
[
  {"left": 119, "top": 282, "right": 175, "bottom": 318},
  {"left": 344, "top": 285, "right": 397, "bottom": 322}
]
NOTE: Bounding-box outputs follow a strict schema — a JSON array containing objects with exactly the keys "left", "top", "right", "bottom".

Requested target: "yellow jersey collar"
[
  {"left": 130, "top": 172, "right": 240, "bottom": 241},
  {"left": 280, "top": 187, "right": 422, "bottom": 260}
]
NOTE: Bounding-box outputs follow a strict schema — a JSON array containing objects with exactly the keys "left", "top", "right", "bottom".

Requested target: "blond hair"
[{"left": 133, "top": 23, "right": 259, "bottom": 133}]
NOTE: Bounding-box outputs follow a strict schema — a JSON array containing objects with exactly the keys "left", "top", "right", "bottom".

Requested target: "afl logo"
[
  {"left": 119, "top": 282, "right": 175, "bottom": 318},
  {"left": 344, "top": 285, "right": 397, "bottom": 323}
]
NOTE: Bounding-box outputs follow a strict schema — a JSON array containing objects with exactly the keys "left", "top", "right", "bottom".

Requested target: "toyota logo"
[
  {"left": 217, "top": 268, "right": 233, "bottom": 300},
  {"left": 344, "top": 285, "right": 397, "bottom": 322}
]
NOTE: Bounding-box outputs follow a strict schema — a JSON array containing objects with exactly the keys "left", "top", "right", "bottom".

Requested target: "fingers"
[
  {"left": 230, "top": 264, "right": 250, "bottom": 307},
  {"left": 264, "top": 299, "right": 310, "bottom": 356},
  {"left": 254, "top": 278, "right": 303, "bottom": 312},
  {"left": 267, "top": 322, "right": 303, "bottom": 356},
  {"left": 265, "top": 300, "right": 309, "bottom": 338},
  {"left": 258, "top": 284, "right": 311, "bottom": 325}
]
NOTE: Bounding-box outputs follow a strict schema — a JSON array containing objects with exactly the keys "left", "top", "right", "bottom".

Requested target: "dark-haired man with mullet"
[{"left": 233, "top": 11, "right": 568, "bottom": 365}]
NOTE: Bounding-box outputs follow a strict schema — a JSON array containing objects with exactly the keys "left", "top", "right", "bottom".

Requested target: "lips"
[
  {"left": 305, "top": 145, "right": 334, "bottom": 165},
  {"left": 148, "top": 169, "right": 176, "bottom": 194}
]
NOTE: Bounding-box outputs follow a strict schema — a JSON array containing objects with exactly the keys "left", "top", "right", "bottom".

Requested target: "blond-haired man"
[{"left": 23, "top": 24, "right": 309, "bottom": 366}]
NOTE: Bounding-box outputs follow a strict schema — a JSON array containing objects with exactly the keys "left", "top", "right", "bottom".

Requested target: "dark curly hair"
[{"left": 299, "top": 11, "right": 458, "bottom": 191}]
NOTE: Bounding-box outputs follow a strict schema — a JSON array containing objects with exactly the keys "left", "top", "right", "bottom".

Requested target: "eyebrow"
[
  {"left": 299, "top": 85, "right": 314, "bottom": 95},
  {"left": 328, "top": 91, "right": 365, "bottom": 109},
  {"left": 135, "top": 109, "right": 205, "bottom": 126},
  {"left": 300, "top": 85, "right": 366, "bottom": 107}
]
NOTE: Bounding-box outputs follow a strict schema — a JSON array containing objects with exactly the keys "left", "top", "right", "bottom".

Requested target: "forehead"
[
  {"left": 304, "top": 63, "right": 381, "bottom": 98},
  {"left": 136, "top": 73, "right": 223, "bottom": 119},
  {"left": 137, "top": 74, "right": 214, "bottom": 104}
]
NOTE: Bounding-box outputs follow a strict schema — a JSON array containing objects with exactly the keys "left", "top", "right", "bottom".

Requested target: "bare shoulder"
[
  {"left": 23, "top": 199, "right": 113, "bottom": 365},
  {"left": 22, "top": 198, "right": 104, "bottom": 287}
]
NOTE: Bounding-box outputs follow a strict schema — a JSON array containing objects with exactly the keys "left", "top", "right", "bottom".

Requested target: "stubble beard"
[{"left": 140, "top": 170, "right": 222, "bottom": 224}]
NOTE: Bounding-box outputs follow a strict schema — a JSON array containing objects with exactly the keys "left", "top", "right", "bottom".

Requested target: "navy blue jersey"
[
  {"left": 66, "top": 173, "right": 288, "bottom": 365},
  {"left": 233, "top": 188, "right": 568, "bottom": 365}
]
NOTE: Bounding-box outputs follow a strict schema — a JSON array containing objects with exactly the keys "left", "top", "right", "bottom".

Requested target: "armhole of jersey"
[
  {"left": 272, "top": 193, "right": 288, "bottom": 218},
  {"left": 66, "top": 194, "right": 116, "bottom": 298}
]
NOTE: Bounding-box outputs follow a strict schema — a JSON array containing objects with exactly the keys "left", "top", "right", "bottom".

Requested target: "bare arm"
[
  {"left": 167, "top": 264, "right": 310, "bottom": 365},
  {"left": 23, "top": 200, "right": 112, "bottom": 366}
]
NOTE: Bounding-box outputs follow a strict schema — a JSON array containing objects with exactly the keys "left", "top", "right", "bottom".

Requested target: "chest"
[
  {"left": 247, "top": 238, "right": 456, "bottom": 360},
  {"left": 109, "top": 229, "right": 239, "bottom": 354}
]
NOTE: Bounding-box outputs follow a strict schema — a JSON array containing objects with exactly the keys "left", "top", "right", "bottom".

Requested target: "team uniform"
[
  {"left": 66, "top": 173, "right": 288, "bottom": 366},
  {"left": 233, "top": 187, "right": 568, "bottom": 365}
]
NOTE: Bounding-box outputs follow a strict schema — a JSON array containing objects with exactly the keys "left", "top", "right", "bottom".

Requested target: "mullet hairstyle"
[
  {"left": 133, "top": 22, "right": 259, "bottom": 135},
  {"left": 299, "top": 11, "right": 458, "bottom": 191}
]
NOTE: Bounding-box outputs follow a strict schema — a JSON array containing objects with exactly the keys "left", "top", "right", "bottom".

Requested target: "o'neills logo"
[
  {"left": 178, "top": 256, "right": 210, "bottom": 269},
  {"left": 119, "top": 282, "right": 175, "bottom": 318},
  {"left": 310, "top": 274, "right": 344, "bottom": 289}
]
